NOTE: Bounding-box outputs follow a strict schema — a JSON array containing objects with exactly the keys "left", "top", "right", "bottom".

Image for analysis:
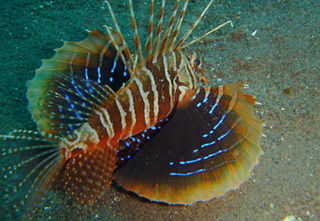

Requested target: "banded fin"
[
  {"left": 62, "top": 143, "right": 117, "bottom": 205},
  {"left": 114, "top": 84, "right": 263, "bottom": 204},
  {"left": 0, "top": 130, "right": 62, "bottom": 218},
  {"left": 28, "top": 74, "right": 115, "bottom": 136},
  {"left": 28, "top": 30, "right": 131, "bottom": 136}
]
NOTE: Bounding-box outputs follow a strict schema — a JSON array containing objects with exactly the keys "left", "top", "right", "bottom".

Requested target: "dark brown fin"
[
  {"left": 28, "top": 30, "right": 131, "bottom": 136},
  {"left": 0, "top": 130, "right": 62, "bottom": 219},
  {"left": 62, "top": 143, "right": 117, "bottom": 205},
  {"left": 116, "top": 117, "right": 170, "bottom": 168},
  {"left": 114, "top": 84, "right": 263, "bottom": 204}
]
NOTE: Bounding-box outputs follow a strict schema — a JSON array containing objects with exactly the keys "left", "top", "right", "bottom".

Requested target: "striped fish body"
[
  {"left": 58, "top": 45, "right": 199, "bottom": 204},
  {"left": 62, "top": 49, "right": 198, "bottom": 154},
  {"left": 0, "top": 0, "right": 263, "bottom": 216}
]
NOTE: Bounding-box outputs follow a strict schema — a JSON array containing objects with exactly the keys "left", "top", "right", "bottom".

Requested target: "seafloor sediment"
[{"left": 0, "top": 0, "right": 318, "bottom": 220}]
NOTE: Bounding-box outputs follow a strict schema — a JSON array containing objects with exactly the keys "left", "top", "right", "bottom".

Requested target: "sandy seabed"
[{"left": 0, "top": 0, "right": 319, "bottom": 220}]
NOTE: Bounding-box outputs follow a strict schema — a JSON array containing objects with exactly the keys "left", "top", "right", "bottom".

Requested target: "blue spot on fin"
[
  {"left": 114, "top": 84, "right": 263, "bottom": 205},
  {"left": 28, "top": 30, "right": 132, "bottom": 136}
]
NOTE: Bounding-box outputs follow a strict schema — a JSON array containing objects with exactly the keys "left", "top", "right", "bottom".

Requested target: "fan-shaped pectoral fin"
[{"left": 114, "top": 84, "right": 263, "bottom": 204}]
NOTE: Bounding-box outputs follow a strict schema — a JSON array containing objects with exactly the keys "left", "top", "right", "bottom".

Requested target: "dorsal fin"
[
  {"left": 174, "top": 0, "right": 215, "bottom": 49},
  {"left": 158, "top": 0, "right": 180, "bottom": 56},
  {"left": 145, "top": 0, "right": 155, "bottom": 63},
  {"left": 129, "top": 0, "right": 145, "bottom": 68},
  {"left": 167, "top": 0, "right": 189, "bottom": 51},
  {"left": 28, "top": 30, "right": 131, "bottom": 136},
  {"left": 152, "top": 0, "right": 166, "bottom": 63}
]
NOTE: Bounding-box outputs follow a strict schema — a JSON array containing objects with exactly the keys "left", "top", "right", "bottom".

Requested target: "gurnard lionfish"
[{"left": 0, "top": 0, "right": 263, "bottom": 217}]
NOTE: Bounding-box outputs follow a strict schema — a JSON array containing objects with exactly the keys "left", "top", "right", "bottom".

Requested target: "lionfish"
[{"left": 0, "top": 0, "right": 263, "bottom": 217}]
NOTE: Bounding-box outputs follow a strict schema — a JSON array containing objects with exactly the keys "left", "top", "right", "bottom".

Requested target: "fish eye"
[
  {"left": 189, "top": 51, "right": 202, "bottom": 70},
  {"left": 193, "top": 58, "right": 201, "bottom": 67}
]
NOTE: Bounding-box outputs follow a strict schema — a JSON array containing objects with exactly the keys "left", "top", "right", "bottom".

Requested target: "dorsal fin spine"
[
  {"left": 129, "top": 0, "right": 145, "bottom": 68},
  {"left": 152, "top": 0, "right": 166, "bottom": 63},
  {"left": 146, "top": 0, "right": 155, "bottom": 63},
  {"left": 159, "top": 0, "right": 180, "bottom": 56},
  {"left": 179, "top": 20, "right": 233, "bottom": 49},
  {"left": 167, "top": 0, "right": 189, "bottom": 51},
  {"left": 105, "top": 1, "right": 134, "bottom": 77},
  {"left": 174, "top": 0, "right": 214, "bottom": 49}
]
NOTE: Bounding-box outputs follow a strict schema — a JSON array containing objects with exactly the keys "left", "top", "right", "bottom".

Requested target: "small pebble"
[
  {"left": 269, "top": 203, "right": 274, "bottom": 209},
  {"left": 282, "top": 215, "right": 302, "bottom": 221}
]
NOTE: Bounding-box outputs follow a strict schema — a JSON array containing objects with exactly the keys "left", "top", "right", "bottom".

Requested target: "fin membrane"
[
  {"left": 113, "top": 83, "right": 263, "bottom": 204},
  {"left": 28, "top": 30, "right": 131, "bottom": 136},
  {"left": 62, "top": 143, "right": 117, "bottom": 205},
  {"left": 0, "top": 130, "right": 62, "bottom": 217}
]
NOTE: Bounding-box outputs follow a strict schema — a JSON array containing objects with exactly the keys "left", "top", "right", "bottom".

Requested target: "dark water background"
[{"left": 0, "top": 0, "right": 319, "bottom": 220}]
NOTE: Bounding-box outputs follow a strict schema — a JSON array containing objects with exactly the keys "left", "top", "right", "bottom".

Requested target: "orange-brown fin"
[
  {"left": 114, "top": 84, "right": 263, "bottom": 204},
  {"left": 62, "top": 143, "right": 117, "bottom": 205},
  {"left": 28, "top": 30, "right": 131, "bottom": 136}
]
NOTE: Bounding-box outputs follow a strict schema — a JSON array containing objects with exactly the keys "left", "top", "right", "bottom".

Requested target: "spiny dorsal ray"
[
  {"left": 152, "top": 0, "right": 166, "bottom": 63},
  {"left": 167, "top": 0, "right": 189, "bottom": 51},
  {"left": 174, "top": 0, "right": 215, "bottom": 49},
  {"left": 158, "top": 0, "right": 180, "bottom": 56},
  {"left": 129, "top": 0, "right": 145, "bottom": 69},
  {"left": 145, "top": 0, "right": 155, "bottom": 63}
]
